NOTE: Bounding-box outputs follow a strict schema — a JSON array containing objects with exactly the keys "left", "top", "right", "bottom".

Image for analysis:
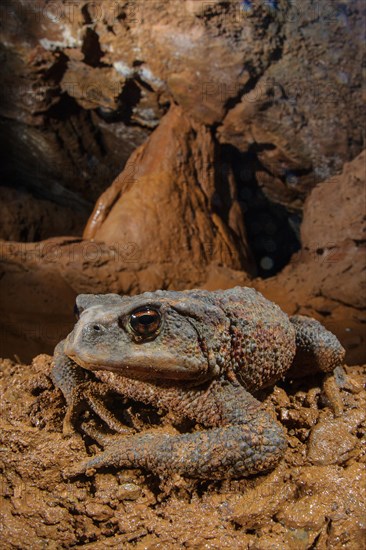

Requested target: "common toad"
[{"left": 52, "top": 287, "right": 345, "bottom": 479}]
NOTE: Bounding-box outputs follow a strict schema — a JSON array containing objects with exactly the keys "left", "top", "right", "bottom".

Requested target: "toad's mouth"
[{"left": 66, "top": 347, "right": 211, "bottom": 381}]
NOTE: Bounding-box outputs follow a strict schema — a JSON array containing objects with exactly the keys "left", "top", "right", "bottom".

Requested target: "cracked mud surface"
[{"left": 0, "top": 356, "right": 365, "bottom": 549}]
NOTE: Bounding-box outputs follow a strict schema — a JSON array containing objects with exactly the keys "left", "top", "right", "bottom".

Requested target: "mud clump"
[{"left": 0, "top": 356, "right": 365, "bottom": 549}]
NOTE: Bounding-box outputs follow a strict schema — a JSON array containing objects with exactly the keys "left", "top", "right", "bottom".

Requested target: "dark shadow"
[{"left": 218, "top": 144, "right": 301, "bottom": 278}]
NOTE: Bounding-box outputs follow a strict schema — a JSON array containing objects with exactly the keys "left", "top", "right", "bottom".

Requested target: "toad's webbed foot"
[
  {"left": 62, "top": 381, "right": 132, "bottom": 436},
  {"left": 52, "top": 340, "right": 131, "bottom": 436}
]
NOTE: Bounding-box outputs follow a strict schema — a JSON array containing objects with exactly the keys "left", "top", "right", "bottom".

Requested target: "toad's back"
[
  {"left": 141, "top": 286, "right": 297, "bottom": 390},
  {"left": 211, "top": 286, "right": 296, "bottom": 390}
]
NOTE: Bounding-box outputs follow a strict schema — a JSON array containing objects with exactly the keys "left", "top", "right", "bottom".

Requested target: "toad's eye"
[{"left": 129, "top": 307, "right": 161, "bottom": 337}]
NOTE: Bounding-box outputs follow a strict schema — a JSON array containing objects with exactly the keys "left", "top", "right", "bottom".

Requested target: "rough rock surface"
[
  {"left": 0, "top": 356, "right": 365, "bottom": 549},
  {"left": 1, "top": 150, "right": 364, "bottom": 364},
  {"left": 256, "top": 151, "right": 366, "bottom": 365},
  {"left": 84, "top": 103, "right": 253, "bottom": 274},
  {"left": 0, "top": 1, "right": 364, "bottom": 364},
  {"left": 0, "top": 0, "right": 364, "bottom": 233},
  {"left": 0, "top": 186, "right": 86, "bottom": 241}
]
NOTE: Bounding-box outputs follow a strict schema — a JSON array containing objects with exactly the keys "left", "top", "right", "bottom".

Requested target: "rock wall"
[
  {"left": 0, "top": 0, "right": 364, "bottom": 363},
  {"left": 1, "top": 1, "right": 364, "bottom": 224}
]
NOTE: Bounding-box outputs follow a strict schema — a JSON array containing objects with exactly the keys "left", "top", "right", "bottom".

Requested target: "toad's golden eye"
[{"left": 129, "top": 307, "right": 161, "bottom": 337}]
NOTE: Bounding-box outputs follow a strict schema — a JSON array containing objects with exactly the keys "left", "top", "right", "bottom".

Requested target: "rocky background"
[{"left": 0, "top": 0, "right": 364, "bottom": 364}]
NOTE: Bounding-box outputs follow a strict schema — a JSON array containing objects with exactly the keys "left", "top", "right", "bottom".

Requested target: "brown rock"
[
  {"left": 279, "top": 407, "right": 319, "bottom": 430},
  {"left": 217, "top": 1, "right": 365, "bottom": 207},
  {"left": 117, "top": 483, "right": 141, "bottom": 502},
  {"left": 307, "top": 417, "right": 359, "bottom": 465},
  {"left": 277, "top": 463, "right": 366, "bottom": 547},
  {"left": 278, "top": 493, "right": 329, "bottom": 531},
  {"left": 301, "top": 150, "right": 365, "bottom": 249},
  {"left": 254, "top": 151, "right": 366, "bottom": 364},
  {"left": 0, "top": 186, "right": 86, "bottom": 242},
  {"left": 84, "top": 503, "right": 114, "bottom": 522},
  {"left": 0, "top": 2, "right": 151, "bottom": 214},
  {"left": 3, "top": 0, "right": 363, "bottom": 214},
  {"left": 60, "top": 60, "right": 125, "bottom": 111},
  {"left": 231, "top": 467, "right": 296, "bottom": 528},
  {"left": 84, "top": 104, "right": 254, "bottom": 278}
]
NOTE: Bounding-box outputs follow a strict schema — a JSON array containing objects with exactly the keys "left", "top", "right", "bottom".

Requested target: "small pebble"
[
  {"left": 117, "top": 482, "right": 141, "bottom": 501},
  {"left": 308, "top": 418, "right": 357, "bottom": 465},
  {"left": 84, "top": 502, "right": 114, "bottom": 521}
]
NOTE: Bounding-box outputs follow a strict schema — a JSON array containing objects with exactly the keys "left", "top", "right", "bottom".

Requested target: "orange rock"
[{"left": 84, "top": 104, "right": 254, "bottom": 278}]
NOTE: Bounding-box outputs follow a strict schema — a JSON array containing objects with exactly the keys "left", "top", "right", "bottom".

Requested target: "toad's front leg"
[
  {"left": 52, "top": 341, "right": 131, "bottom": 435},
  {"left": 68, "top": 380, "right": 287, "bottom": 479}
]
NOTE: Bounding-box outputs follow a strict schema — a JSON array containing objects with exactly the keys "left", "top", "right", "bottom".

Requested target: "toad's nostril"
[{"left": 93, "top": 324, "right": 102, "bottom": 331}]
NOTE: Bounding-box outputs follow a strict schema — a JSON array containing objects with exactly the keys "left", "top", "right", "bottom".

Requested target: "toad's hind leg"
[
  {"left": 66, "top": 382, "right": 287, "bottom": 480},
  {"left": 289, "top": 315, "right": 346, "bottom": 416},
  {"left": 289, "top": 315, "right": 345, "bottom": 376}
]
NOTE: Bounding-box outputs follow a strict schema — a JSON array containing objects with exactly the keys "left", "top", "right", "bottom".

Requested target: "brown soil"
[{"left": 1, "top": 356, "right": 365, "bottom": 549}]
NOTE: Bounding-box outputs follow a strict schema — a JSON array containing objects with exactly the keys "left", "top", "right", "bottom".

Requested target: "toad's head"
[{"left": 64, "top": 291, "right": 230, "bottom": 383}]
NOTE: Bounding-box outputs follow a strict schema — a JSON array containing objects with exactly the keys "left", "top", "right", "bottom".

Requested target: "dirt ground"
[{"left": 0, "top": 355, "right": 365, "bottom": 549}]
